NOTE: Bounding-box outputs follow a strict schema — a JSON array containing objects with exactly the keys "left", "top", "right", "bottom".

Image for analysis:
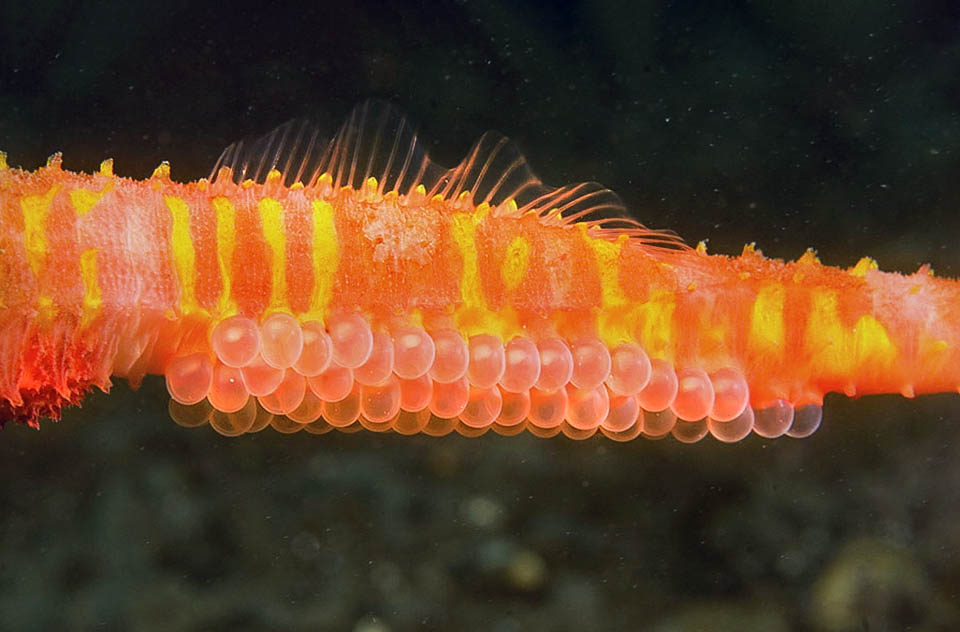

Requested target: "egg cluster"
[{"left": 165, "top": 313, "right": 822, "bottom": 441}]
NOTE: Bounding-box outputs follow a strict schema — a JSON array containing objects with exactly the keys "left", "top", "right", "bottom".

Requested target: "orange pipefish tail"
[{"left": 2, "top": 103, "right": 960, "bottom": 441}]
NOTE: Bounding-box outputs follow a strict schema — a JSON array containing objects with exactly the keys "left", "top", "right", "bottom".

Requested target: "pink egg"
[
  {"left": 709, "top": 367, "right": 749, "bottom": 422},
  {"left": 636, "top": 359, "right": 678, "bottom": 413},
  {"left": 259, "top": 313, "right": 303, "bottom": 369},
  {"left": 570, "top": 338, "right": 612, "bottom": 390},
  {"left": 606, "top": 343, "right": 651, "bottom": 395},
  {"left": 207, "top": 362, "right": 249, "bottom": 413},
  {"left": 467, "top": 334, "right": 506, "bottom": 389},
  {"left": 211, "top": 316, "right": 260, "bottom": 368},
  {"left": 327, "top": 312, "right": 373, "bottom": 368},
  {"left": 565, "top": 384, "right": 610, "bottom": 430},
  {"left": 293, "top": 321, "right": 333, "bottom": 376},
  {"left": 392, "top": 326, "right": 435, "bottom": 379},
  {"left": 459, "top": 385, "right": 503, "bottom": 428},
  {"left": 671, "top": 367, "right": 715, "bottom": 421},
  {"left": 535, "top": 338, "right": 573, "bottom": 392},
  {"left": 429, "top": 329, "right": 469, "bottom": 383},
  {"left": 499, "top": 336, "right": 541, "bottom": 393},
  {"left": 360, "top": 374, "right": 402, "bottom": 423},
  {"left": 165, "top": 353, "right": 213, "bottom": 405}
]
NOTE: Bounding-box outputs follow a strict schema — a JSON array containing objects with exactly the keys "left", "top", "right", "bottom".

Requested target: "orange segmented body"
[{"left": 2, "top": 102, "right": 959, "bottom": 441}]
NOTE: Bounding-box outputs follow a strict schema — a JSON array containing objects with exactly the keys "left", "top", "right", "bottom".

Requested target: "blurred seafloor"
[{"left": 1, "top": 1, "right": 960, "bottom": 630}]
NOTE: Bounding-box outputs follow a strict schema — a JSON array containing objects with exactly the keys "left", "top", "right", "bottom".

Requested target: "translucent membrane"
[
  {"left": 327, "top": 312, "right": 373, "bottom": 368},
  {"left": 602, "top": 394, "right": 640, "bottom": 433},
  {"left": 786, "top": 404, "right": 823, "bottom": 438},
  {"left": 294, "top": 321, "right": 333, "bottom": 376},
  {"left": 399, "top": 374, "right": 433, "bottom": 412},
  {"left": 429, "top": 329, "right": 469, "bottom": 383},
  {"left": 709, "top": 367, "right": 750, "bottom": 422},
  {"left": 459, "top": 385, "right": 503, "bottom": 428},
  {"left": 257, "top": 370, "right": 306, "bottom": 415},
  {"left": 307, "top": 365, "right": 354, "bottom": 402},
  {"left": 211, "top": 316, "right": 261, "bottom": 368},
  {"left": 360, "top": 374, "right": 402, "bottom": 423},
  {"left": 240, "top": 353, "right": 284, "bottom": 396},
  {"left": 393, "top": 409, "right": 431, "bottom": 435},
  {"left": 247, "top": 401, "right": 275, "bottom": 433},
  {"left": 210, "top": 398, "right": 257, "bottom": 436},
  {"left": 168, "top": 398, "right": 213, "bottom": 428},
  {"left": 708, "top": 407, "right": 754, "bottom": 443},
  {"left": 259, "top": 313, "right": 304, "bottom": 369},
  {"left": 287, "top": 389, "right": 324, "bottom": 424},
  {"left": 322, "top": 385, "right": 361, "bottom": 426},
  {"left": 497, "top": 388, "right": 531, "bottom": 426},
  {"left": 270, "top": 414, "right": 303, "bottom": 434},
  {"left": 208, "top": 363, "right": 249, "bottom": 414},
  {"left": 392, "top": 326, "right": 435, "bottom": 379},
  {"left": 642, "top": 408, "right": 677, "bottom": 437},
  {"left": 466, "top": 334, "right": 506, "bottom": 389},
  {"left": 166, "top": 353, "right": 214, "bottom": 405},
  {"left": 753, "top": 399, "right": 794, "bottom": 439},
  {"left": 570, "top": 338, "right": 612, "bottom": 390},
  {"left": 672, "top": 418, "right": 709, "bottom": 443},
  {"left": 354, "top": 330, "right": 395, "bottom": 386},
  {"left": 429, "top": 376, "right": 469, "bottom": 419},
  {"left": 671, "top": 367, "right": 715, "bottom": 422},
  {"left": 565, "top": 384, "right": 610, "bottom": 431},
  {"left": 527, "top": 386, "right": 568, "bottom": 429},
  {"left": 535, "top": 338, "right": 573, "bottom": 392},
  {"left": 113, "top": 336, "right": 147, "bottom": 378},
  {"left": 499, "top": 337, "right": 541, "bottom": 393},
  {"left": 606, "top": 343, "right": 651, "bottom": 395}
]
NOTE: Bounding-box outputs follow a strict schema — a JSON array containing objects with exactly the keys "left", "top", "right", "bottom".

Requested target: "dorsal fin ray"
[
  {"left": 211, "top": 101, "right": 447, "bottom": 195},
  {"left": 434, "top": 131, "right": 545, "bottom": 205},
  {"left": 321, "top": 100, "right": 448, "bottom": 195},
  {"left": 211, "top": 100, "right": 688, "bottom": 250},
  {"left": 210, "top": 118, "right": 329, "bottom": 186}
]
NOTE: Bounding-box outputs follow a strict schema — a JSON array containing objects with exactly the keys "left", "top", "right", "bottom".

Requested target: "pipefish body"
[{"left": 2, "top": 102, "right": 958, "bottom": 441}]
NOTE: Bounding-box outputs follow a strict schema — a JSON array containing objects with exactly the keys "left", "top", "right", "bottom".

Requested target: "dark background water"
[{"left": 2, "top": 1, "right": 960, "bottom": 630}]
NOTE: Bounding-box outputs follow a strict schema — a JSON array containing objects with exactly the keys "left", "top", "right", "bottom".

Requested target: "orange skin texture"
[{"left": 2, "top": 159, "right": 960, "bottom": 427}]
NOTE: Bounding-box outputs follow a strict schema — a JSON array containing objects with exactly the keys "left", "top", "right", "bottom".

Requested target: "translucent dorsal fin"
[
  {"left": 433, "top": 131, "right": 543, "bottom": 205},
  {"left": 320, "top": 100, "right": 448, "bottom": 195},
  {"left": 210, "top": 100, "right": 446, "bottom": 194},
  {"left": 210, "top": 118, "right": 327, "bottom": 187},
  {"left": 211, "top": 100, "right": 687, "bottom": 250}
]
